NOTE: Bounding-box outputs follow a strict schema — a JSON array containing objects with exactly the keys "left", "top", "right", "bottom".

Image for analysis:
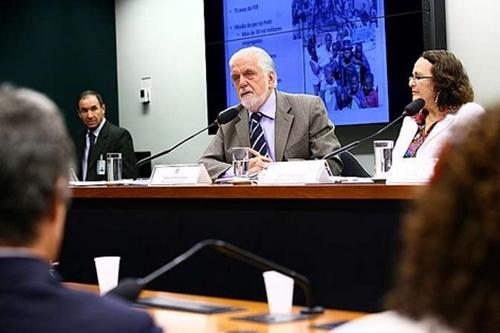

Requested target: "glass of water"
[
  {"left": 232, "top": 147, "right": 250, "bottom": 178},
  {"left": 106, "top": 152, "right": 122, "bottom": 181},
  {"left": 373, "top": 140, "right": 393, "bottom": 177}
]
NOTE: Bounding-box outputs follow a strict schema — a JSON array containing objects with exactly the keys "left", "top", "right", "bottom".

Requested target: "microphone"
[
  {"left": 136, "top": 105, "right": 242, "bottom": 167},
  {"left": 323, "top": 98, "right": 425, "bottom": 160},
  {"left": 106, "top": 239, "right": 324, "bottom": 315}
]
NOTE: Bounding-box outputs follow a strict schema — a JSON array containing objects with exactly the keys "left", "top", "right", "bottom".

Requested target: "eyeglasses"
[{"left": 408, "top": 75, "right": 433, "bottom": 83}]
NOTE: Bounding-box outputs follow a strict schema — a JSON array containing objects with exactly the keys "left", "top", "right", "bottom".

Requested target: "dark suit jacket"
[
  {"left": 199, "top": 91, "right": 343, "bottom": 179},
  {"left": 0, "top": 257, "right": 162, "bottom": 333},
  {"left": 74, "top": 120, "right": 137, "bottom": 180}
]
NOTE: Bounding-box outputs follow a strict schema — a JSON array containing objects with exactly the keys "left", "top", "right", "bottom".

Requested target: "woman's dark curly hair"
[
  {"left": 386, "top": 109, "right": 500, "bottom": 333},
  {"left": 422, "top": 50, "right": 474, "bottom": 112}
]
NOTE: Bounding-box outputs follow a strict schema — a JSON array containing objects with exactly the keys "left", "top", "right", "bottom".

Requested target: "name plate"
[
  {"left": 258, "top": 160, "right": 332, "bottom": 184},
  {"left": 149, "top": 164, "right": 212, "bottom": 186},
  {"left": 386, "top": 158, "right": 437, "bottom": 184}
]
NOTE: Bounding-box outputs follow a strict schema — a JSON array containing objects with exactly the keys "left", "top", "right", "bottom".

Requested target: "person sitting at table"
[
  {"left": 0, "top": 85, "right": 162, "bottom": 333},
  {"left": 199, "top": 46, "right": 342, "bottom": 180},
  {"left": 392, "top": 50, "right": 484, "bottom": 161},
  {"left": 333, "top": 109, "right": 500, "bottom": 333},
  {"left": 74, "top": 90, "right": 137, "bottom": 181}
]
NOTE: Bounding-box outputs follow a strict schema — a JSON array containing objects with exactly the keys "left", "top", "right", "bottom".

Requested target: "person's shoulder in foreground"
[
  {"left": 0, "top": 257, "right": 161, "bottom": 333},
  {"left": 59, "top": 279, "right": 162, "bottom": 333},
  {"left": 0, "top": 84, "right": 162, "bottom": 333}
]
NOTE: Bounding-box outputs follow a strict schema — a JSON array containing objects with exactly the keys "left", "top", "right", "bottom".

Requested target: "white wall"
[
  {"left": 115, "top": 0, "right": 208, "bottom": 165},
  {"left": 115, "top": 0, "right": 499, "bottom": 170},
  {"left": 446, "top": 0, "right": 500, "bottom": 108}
]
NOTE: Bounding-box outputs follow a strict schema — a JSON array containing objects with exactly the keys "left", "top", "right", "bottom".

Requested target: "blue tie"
[{"left": 249, "top": 112, "right": 268, "bottom": 156}]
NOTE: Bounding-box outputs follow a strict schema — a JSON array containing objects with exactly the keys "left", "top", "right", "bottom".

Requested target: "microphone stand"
[
  {"left": 323, "top": 112, "right": 405, "bottom": 160},
  {"left": 323, "top": 98, "right": 424, "bottom": 159},
  {"left": 106, "top": 239, "right": 324, "bottom": 315},
  {"left": 135, "top": 105, "right": 242, "bottom": 170},
  {"left": 136, "top": 123, "right": 216, "bottom": 168},
  {"left": 213, "top": 240, "right": 324, "bottom": 314}
]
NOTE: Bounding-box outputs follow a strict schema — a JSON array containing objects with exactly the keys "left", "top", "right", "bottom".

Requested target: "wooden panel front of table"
[{"left": 60, "top": 184, "right": 422, "bottom": 312}]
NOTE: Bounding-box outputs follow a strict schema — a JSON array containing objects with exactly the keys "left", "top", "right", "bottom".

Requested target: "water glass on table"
[
  {"left": 106, "top": 153, "right": 122, "bottom": 181},
  {"left": 373, "top": 140, "right": 393, "bottom": 177},
  {"left": 232, "top": 147, "right": 250, "bottom": 179}
]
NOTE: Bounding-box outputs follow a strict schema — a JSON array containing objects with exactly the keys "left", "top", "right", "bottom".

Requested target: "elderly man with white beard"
[{"left": 200, "top": 46, "right": 343, "bottom": 180}]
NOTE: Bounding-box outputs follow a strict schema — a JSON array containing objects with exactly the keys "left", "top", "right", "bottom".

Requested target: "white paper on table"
[
  {"left": 258, "top": 160, "right": 333, "bottom": 184},
  {"left": 386, "top": 158, "right": 437, "bottom": 184},
  {"left": 149, "top": 164, "right": 212, "bottom": 186}
]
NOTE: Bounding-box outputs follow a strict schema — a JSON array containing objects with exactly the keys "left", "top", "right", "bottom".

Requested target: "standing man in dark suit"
[
  {"left": 0, "top": 85, "right": 162, "bottom": 333},
  {"left": 200, "top": 46, "right": 342, "bottom": 180},
  {"left": 75, "top": 90, "right": 137, "bottom": 180}
]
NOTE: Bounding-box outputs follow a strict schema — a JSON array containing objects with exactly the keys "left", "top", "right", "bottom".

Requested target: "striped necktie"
[{"left": 249, "top": 112, "right": 268, "bottom": 156}]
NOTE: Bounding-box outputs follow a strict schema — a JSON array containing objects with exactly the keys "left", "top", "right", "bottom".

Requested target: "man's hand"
[{"left": 247, "top": 147, "right": 272, "bottom": 175}]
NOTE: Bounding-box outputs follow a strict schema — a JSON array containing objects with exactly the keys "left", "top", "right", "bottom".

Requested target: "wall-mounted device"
[
  {"left": 140, "top": 76, "right": 152, "bottom": 103},
  {"left": 139, "top": 88, "right": 150, "bottom": 103}
]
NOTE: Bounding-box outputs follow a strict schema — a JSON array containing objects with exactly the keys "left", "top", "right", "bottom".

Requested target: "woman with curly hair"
[
  {"left": 392, "top": 50, "right": 484, "bottom": 160},
  {"left": 334, "top": 109, "right": 500, "bottom": 332}
]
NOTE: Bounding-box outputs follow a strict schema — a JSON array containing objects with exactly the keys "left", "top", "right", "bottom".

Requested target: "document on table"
[{"left": 69, "top": 179, "right": 150, "bottom": 186}]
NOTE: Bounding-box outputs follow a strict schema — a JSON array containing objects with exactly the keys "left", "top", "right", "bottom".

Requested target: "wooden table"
[
  {"left": 60, "top": 184, "right": 423, "bottom": 312},
  {"left": 68, "top": 283, "right": 365, "bottom": 333},
  {"left": 71, "top": 183, "right": 421, "bottom": 200}
]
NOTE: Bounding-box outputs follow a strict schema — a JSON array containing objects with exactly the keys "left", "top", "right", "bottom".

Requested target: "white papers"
[
  {"left": 258, "top": 160, "right": 333, "bottom": 184},
  {"left": 329, "top": 176, "right": 374, "bottom": 184},
  {"left": 149, "top": 164, "right": 212, "bottom": 186},
  {"left": 69, "top": 179, "right": 138, "bottom": 186},
  {"left": 386, "top": 158, "right": 437, "bottom": 184},
  {"left": 214, "top": 177, "right": 256, "bottom": 185}
]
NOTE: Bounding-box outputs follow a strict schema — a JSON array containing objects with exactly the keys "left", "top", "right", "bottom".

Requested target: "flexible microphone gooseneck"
[
  {"left": 106, "top": 239, "right": 324, "bottom": 315},
  {"left": 322, "top": 98, "right": 425, "bottom": 160},
  {"left": 136, "top": 105, "right": 242, "bottom": 167}
]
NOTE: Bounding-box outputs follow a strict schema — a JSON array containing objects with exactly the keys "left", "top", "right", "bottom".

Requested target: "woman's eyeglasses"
[{"left": 409, "top": 75, "right": 433, "bottom": 83}]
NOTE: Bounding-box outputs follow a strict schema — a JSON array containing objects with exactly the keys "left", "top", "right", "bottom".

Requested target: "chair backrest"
[
  {"left": 135, "top": 151, "right": 152, "bottom": 178},
  {"left": 339, "top": 151, "right": 372, "bottom": 177}
]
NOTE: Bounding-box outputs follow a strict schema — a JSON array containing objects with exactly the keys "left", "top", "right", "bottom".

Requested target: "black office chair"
[
  {"left": 339, "top": 151, "right": 372, "bottom": 177},
  {"left": 134, "top": 151, "right": 152, "bottom": 178}
]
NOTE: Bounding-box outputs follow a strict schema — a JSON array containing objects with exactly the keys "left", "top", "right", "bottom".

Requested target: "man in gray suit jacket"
[{"left": 200, "top": 46, "right": 342, "bottom": 180}]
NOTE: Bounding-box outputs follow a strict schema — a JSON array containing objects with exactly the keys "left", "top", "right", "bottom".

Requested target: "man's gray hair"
[
  {"left": 0, "top": 84, "right": 74, "bottom": 245},
  {"left": 229, "top": 46, "right": 278, "bottom": 88}
]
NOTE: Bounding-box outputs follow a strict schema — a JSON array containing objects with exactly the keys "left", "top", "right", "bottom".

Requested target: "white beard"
[{"left": 240, "top": 88, "right": 269, "bottom": 112}]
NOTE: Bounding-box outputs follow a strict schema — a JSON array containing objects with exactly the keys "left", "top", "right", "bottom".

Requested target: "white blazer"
[{"left": 392, "top": 102, "right": 485, "bottom": 160}]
